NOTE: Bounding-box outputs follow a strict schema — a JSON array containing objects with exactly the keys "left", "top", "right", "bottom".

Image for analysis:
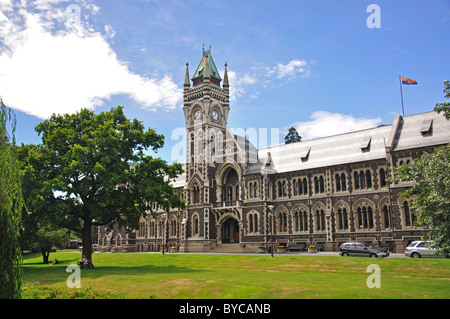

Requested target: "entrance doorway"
[{"left": 221, "top": 218, "right": 240, "bottom": 243}]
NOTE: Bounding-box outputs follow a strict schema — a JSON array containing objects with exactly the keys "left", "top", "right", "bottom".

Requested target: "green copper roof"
[{"left": 192, "top": 50, "right": 222, "bottom": 82}]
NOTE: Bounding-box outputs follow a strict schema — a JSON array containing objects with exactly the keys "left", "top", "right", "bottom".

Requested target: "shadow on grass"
[{"left": 24, "top": 259, "right": 205, "bottom": 286}]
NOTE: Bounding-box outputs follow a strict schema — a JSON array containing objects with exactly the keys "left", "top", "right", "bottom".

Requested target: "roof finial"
[{"left": 202, "top": 43, "right": 205, "bottom": 54}]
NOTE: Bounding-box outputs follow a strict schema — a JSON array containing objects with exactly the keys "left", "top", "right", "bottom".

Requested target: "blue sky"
[{"left": 1, "top": 0, "right": 449, "bottom": 163}]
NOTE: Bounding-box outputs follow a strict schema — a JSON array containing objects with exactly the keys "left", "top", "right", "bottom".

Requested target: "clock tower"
[
  {"left": 181, "top": 48, "right": 230, "bottom": 248},
  {"left": 183, "top": 49, "right": 229, "bottom": 133}
]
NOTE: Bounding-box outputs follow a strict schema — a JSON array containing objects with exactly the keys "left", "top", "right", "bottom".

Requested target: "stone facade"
[{"left": 98, "top": 51, "right": 450, "bottom": 253}]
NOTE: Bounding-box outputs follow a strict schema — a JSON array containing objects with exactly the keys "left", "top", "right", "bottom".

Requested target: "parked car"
[
  {"left": 404, "top": 240, "right": 447, "bottom": 258},
  {"left": 339, "top": 242, "right": 390, "bottom": 258}
]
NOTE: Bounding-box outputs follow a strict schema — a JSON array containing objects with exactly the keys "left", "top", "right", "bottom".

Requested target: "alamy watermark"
[
  {"left": 66, "top": 264, "right": 81, "bottom": 288},
  {"left": 366, "top": 264, "right": 381, "bottom": 288},
  {"left": 366, "top": 4, "right": 381, "bottom": 29},
  {"left": 171, "top": 125, "right": 282, "bottom": 165}
]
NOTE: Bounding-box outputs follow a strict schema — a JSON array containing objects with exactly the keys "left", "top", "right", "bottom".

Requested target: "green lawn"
[{"left": 22, "top": 251, "right": 450, "bottom": 299}]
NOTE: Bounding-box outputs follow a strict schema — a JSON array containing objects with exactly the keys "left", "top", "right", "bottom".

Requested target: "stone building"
[{"left": 98, "top": 50, "right": 450, "bottom": 253}]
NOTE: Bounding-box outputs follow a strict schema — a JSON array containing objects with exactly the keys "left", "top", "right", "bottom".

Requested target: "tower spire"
[
  {"left": 191, "top": 48, "right": 222, "bottom": 87},
  {"left": 184, "top": 62, "right": 190, "bottom": 90},
  {"left": 223, "top": 62, "right": 229, "bottom": 90}
]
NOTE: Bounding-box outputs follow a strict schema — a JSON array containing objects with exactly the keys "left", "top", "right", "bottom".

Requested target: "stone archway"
[{"left": 220, "top": 217, "right": 240, "bottom": 244}]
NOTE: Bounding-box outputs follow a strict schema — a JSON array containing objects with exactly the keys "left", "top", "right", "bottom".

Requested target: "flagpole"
[{"left": 399, "top": 75, "right": 405, "bottom": 116}]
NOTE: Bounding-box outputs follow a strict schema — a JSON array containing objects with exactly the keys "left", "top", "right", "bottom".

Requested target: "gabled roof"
[{"left": 390, "top": 111, "right": 450, "bottom": 151}]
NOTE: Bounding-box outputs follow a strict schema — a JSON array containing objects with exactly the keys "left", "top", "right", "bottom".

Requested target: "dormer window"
[
  {"left": 299, "top": 148, "right": 310, "bottom": 162},
  {"left": 360, "top": 136, "right": 371, "bottom": 153},
  {"left": 420, "top": 119, "right": 433, "bottom": 136}
]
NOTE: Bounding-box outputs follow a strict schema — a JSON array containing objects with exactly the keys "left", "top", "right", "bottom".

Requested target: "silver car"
[{"left": 404, "top": 240, "right": 445, "bottom": 258}]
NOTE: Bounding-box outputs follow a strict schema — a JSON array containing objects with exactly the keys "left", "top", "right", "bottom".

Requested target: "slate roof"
[{"left": 245, "top": 111, "right": 450, "bottom": 175}]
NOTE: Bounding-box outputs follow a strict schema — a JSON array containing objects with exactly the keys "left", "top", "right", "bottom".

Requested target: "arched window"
[
  {"left": 277, "top": 210, "right": 288, "bottom": 233},
  {"left": 192, "top": 215, "right": 199, "bottom": 236},
  {"left": 148, "top": 220, "right": 155, "bottom": 237},
  {"left": 379, "top": 168, "right": 387, "bottom": 188},
  {"left": 227, "top": 186, "right": 233, "bottom": 202},
  {"left": 357, "top": 205, "right": 374, "bottom": 229},
  {"left": 354, "top": 172, "right": 360, "bottom": 190},
  {"left": 293, "top": 179, "right": 298, "bottom": 196},
  {"left": 293, "top": 209, "right": 309, "bottom": 232},
  {"left": 138, "top": 220, "right": 146, "bottom": 238},
  {"left": 294, "top": 211, "right": 300, "bottom": 232},
  {"left": 249, "top": 182, "right": 254, "bottom": 198},
  {"left": 192, "top": 182, "right": 200, "bottom": 204},
  {"left": 335, "top": 174, "right": 341, "bottom": 192},
  {"left": 278, "top": 181, "right": 282, "bottom": 198},
  {"left": 403, "top": 201, "right": 416, "bottom": 227},
  {"left": 366, "top": 170, "right": 372, "bottom": 188},
  {"left": 169, "top": 218, "right": 177, "bottom": 237},
  {"left": 360, "top": 171, "right": 366, "bottom": 189},
  {"left": 319, "top": 176, "right": 325, "bottom": 193},
  {"left": 282, "top": 181, "right": 287, "bottom": 197},
  {"left": 248, "top": 212, "right": 260, "bottom": 234},
  {"left": 315, "top": 209, "right": 325, "bottom": 231},
  {"left": 383, "top": 205, "right": 390, "bottom": 229},
  {"left": 303, "top": 178, "right": 308, "bottom": 195},
  {"left": 337, "top": 208, "right": 348, "bottom": 230},
  {"left": 298, "top": 178, "right": 303, "bottom": 195},
  {"left": 368, "top": 207, "right": 374, "bottom": 228},
  {"left": 341, "top": 173, "right": 347, "bottom": 191},
  {"left": 314, "top": 177, "right": 319, "bottom": 194}
]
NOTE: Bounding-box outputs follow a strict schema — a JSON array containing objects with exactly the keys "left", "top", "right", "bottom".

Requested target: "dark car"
[{"left": 339, "top": 242, "right": 390, "bottom": 258}]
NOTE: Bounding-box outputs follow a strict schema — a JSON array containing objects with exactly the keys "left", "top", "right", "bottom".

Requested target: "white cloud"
[
  {"left": 226, "top": 70, "right": 257, "bottom": 101},
  {"left": 290, "top": 111, "right": 382, "bottom": 140},
  {"left": 0, "top": 0, "right": 182, "bottom": 119},
  {"left": 270, "top": 59, "right": 310, "bottom": 80},
  {"left": 224, "top": 58, "right": 310, "bottom": 101},
  {"left": 104, "top": 24, "right": 115, "bottom": 39}
]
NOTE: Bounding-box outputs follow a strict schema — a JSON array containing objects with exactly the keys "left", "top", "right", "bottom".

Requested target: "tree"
[
  {"left": 434, "top": 80, "right": 450, "bottom": 120},
  {"left": 31, "top": 106, "right": 185, "bottom": 268},
  {"left": 284, "top": 126, "right": 302, "bottom": 144},
  {"left": 395, "top": 144, "right": 450, "bottom": 255},
  {"left": 0, "top": 97, "right": 23, "bottom": 298}
]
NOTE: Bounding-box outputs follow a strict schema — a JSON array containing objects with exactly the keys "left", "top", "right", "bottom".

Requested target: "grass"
[{"left": 22, "top": 251, "right": 450, "bottom": 299}]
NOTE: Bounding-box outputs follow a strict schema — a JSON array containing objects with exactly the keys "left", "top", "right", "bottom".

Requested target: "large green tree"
[
  {"left": 0, "top": 97, "right": 23, "bottom": 298},
  {"left": 395, "top": 144, "right": 450, "bottom": 255},
  {"left": 31, "top": 106, "right": 184, "bottom": 268},
  {"left": 18, "top": 143, "right": 73, "bottom": 264},
  {"left": 395, "top": 82, "right": 450, "bottom": 256}
]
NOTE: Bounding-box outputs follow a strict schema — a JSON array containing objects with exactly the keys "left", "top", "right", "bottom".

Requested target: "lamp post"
[
  {"left": 267, "top": 205, "right": 274, "bottom": 258},
  {"left": 161, "top": 213, "right": 167, "bottom": 255}
]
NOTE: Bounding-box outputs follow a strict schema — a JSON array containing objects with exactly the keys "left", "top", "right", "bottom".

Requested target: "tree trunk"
[
  {"left": 42, "top": 250, "right": 49, "bottom": 264},
  {"left": 81, "top": 219, "right": 94, "bottom": 269}
]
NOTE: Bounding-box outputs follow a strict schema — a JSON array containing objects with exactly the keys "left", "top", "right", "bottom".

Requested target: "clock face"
[
  {"left": 193, "top": 109, "right": 202, "bottom": 120},
  {"left": 211, "top": 110, "right": 220, "bottom": 122}
]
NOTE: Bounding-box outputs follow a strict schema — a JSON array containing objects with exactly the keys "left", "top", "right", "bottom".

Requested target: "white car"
[{"left": 404, "top": 241, "right": 446, "bottom": 258}]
